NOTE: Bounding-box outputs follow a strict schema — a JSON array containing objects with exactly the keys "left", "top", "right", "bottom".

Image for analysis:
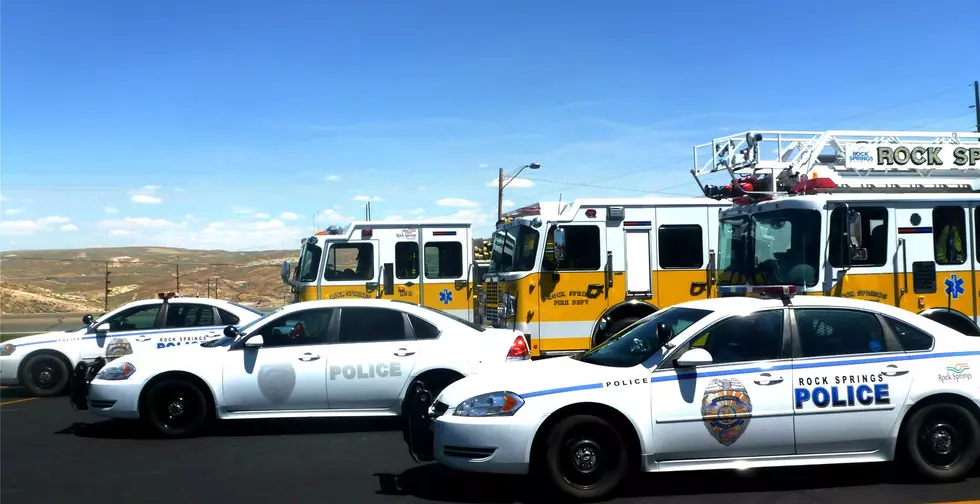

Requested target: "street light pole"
[{"left": 497, "top": 162, "right": 541, "bottom": 221}]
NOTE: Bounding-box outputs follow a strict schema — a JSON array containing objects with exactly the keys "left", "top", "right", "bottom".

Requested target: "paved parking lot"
[{"left": 2, "top": 386, "right": 979, "bottom": 504}]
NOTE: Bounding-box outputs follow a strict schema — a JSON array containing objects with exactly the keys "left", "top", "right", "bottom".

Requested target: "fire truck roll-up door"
[
  {"left": 420, "top": 226, "right": 474, "bottom": 321},
  {"left": 321, "top": 238, "right": 382, "bottom": 300}
]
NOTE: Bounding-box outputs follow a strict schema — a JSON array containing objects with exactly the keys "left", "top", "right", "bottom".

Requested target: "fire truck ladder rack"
[{"left": 690, "top": 130, "right": 980, "bottom": 202}]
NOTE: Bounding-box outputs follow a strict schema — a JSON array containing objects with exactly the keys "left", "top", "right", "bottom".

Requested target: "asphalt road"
[{"left": 2, "top": 388, "right": 978, "bottom": 504}]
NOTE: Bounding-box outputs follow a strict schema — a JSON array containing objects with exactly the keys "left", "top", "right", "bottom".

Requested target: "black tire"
[
  {"left": 595, "top": 317, "right": 640, "bottom": 347},
  {"left": 141, "top": 378, "right": 210, "bottom": 438},
  {"left": 538, "top": 415, "right": 630, "bottom": 502},
  {"left": 20, "top": 354, "right": 70, "bottom": 397},
  {"left": 902, "top": 403, "right": 980, "bottom": 482}
]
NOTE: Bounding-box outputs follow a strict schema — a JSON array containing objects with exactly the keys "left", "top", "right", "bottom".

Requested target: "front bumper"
[
  {"left": 431, "top": 414, "right": 535, "bottom": 475},
  {"left": 69, "top": 358, "right": 141, "bottom": 419},
  {"left": 0, "top": 355, "right": 24, "bottom": 385}
]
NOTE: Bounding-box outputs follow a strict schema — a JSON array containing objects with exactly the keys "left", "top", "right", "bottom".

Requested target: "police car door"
[
  {"left": 220, "top": 308, "right": 333, "bottom": 412},
  {"left": 155, "top": 302, "right": 225, "bottom": 350},
  {"left": 790, "top": 306, "right": 913, "bottom": 454},
  {"left": 325, "top": 306, "right": 418, "bottom": 410},
  {"left": 650, "top": 308, "right": 795, "bottom": 462},
  {"left": 91, "top": 303, "right": 164, "bottom": 360}
]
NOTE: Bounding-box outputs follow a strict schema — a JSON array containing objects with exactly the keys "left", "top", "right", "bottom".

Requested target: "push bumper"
[{"left": 69, "top": 358, "right": 106, "bottom": 410}]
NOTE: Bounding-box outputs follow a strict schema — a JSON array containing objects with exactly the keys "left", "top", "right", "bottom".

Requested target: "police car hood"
[{"left": 436, "top": 355, "right": 618, "bottom": 407}]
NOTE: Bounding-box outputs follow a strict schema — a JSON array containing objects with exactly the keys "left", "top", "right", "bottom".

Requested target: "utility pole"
[
  {"left": 973, "top": 80, "right": 979, "bottom": 133},
  {"left": 497, "top": 167, "right": 504, "bottom": 222},
  {"left": 175, "top": 264, "right": 180, "bottom": 292},
  {"left": 104, "top": 262, "right": 111, "bottom": 311},
  {"left": 206, "top": 278, "right": 210, "bottom": 298}
]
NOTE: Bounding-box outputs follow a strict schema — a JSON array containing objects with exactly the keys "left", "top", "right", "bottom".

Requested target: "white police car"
[
  {"left": 407, "top": 286, "right": 980, "bottom": 501},
  {"left": 70, "top": 298, "right": 531, "bottom": 438},
  {"left": 0, "top": 294, "right": 263, "bottom": 397}
]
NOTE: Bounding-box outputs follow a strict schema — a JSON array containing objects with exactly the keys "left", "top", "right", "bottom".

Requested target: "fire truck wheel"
[{"left": 595, "top": 317, "right": 640, "bottom": 347}]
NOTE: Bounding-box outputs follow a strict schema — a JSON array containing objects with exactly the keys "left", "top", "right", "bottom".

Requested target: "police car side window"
[
  {"left": 165, "top": 304, "right": 216, "bottom": 328},
  {"left": 338, "top": 308, "right": 410, "bottom": 344},
  {"left": 254, "top": 309, "right": 332, "bottom": 348},
  {"left": 882, "top": 316, "right": 934, "bottom": 352},
  {"left": 407, "top": 314, "right": 440, "bottom": 340},
  {"left": 673, "top": 310, "right": 784, "bottom": 366},
  {"left": 217, "top": 308, "right": 240, "bottom": 325},
  {"left": 108, "top": 305, "right": 161, "bottom": 331},
  {"left": 794, "top": 309, "right": 889, "bottom": 358}
]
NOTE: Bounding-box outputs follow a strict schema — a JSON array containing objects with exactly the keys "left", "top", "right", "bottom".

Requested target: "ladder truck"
[{"left": 690, "top": 129, "right": 980, "bottom": 334}]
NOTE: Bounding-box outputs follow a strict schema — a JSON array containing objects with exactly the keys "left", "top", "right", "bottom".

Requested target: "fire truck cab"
[
  {"left": 281, "top": 220, "right": 478, "bottom": 321},
  {"left": 692, "top": 129, "right": 980, "bottom": 335},
  {"left": 479, "top": 198, "right": 731, "bottom": 358}
]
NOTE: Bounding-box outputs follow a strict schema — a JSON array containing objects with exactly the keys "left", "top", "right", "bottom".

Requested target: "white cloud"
[
  {"left": 253, "top": 212, "right": 270, "bottom": 219},
  {"left": 321, "top": 208, "right": 353, "bottom": 224},
  {"left": 103, "top": 206, "right": 119, "bottom": 214},
  {"left": 5, "top": 208, "right": 24, "bottom": 216},
  {"left": 109, "top": 229, "right": 132, "bottom": 236},
  {"left": 486, "top": 177, "right": 535, "bottom": 188},
  {"left": 325, "top": 174, "right": 342, "bottom": 182},
  {"left": 0, "top": 194, "right": 6, "bottom": 202},
  {"left": 502, "top": 200, "right": 515, "bottom": 209},
  {"left": 232, "top": 206, "right": 253, "bottom": 214},
  {"left": 60, "top": 224, "right": 79, "bottom": 231},
  {"left": 439, "top": 208, "right": 491, "bottom": 226},
  {"left": 174, "top": 188, "right": 185, "bottom": 192},
  {"left": 478, "top": 163, "right": 489, "bottom": 168},
  {"left": 0, "top": 216, "right": 73, "bottom": 236},
  {"left": 353, "top": 194, "right": 384, "bottom": 202},
  {"left": 280, "top": 211, "right": 300, "bottom": 221},
  {"left": 130, "top": 185, "right": 163, "bottom": 204},
  {"left": 436, "top": 197, "right": 481, "bottom": 208},
  {"left": 97, "top": 217, "right": 184, "bottom": 232}
]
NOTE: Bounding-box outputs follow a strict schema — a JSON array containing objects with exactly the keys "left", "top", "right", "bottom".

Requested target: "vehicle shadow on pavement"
[
  {"left": 55, "top": 416, "right": 402, "bottom": 439},
  {"left": 375, "top": 461, "right": 979, "bottom": 503}
]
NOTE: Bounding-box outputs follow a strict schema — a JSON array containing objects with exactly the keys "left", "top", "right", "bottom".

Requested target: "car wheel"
[
  {"left": 20, "top": 354, "right": 70, "bottom": 397},
  {"left": 541, "top": 414, "right": 629, "bottom": 502},
  {"left": 903, "top": 403, "right": 980, "bottom": 482},
  {"left": 595, "top": 317, "right": 639, "bottom": 347},
  {"left": 142, "top": 378, "right": 210, "bottom": 438}
]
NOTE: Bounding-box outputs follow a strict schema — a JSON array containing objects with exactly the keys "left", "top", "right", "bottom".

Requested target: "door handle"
[
  {"left": 753, "top": 372, "right": 784, "bottom": 386},
  {"left": 297, "top": 353, "right": 321, "bottom": 362},
  {"left": 882, "top": 364, "right": 909, "bottom": 377},
  {"left": 134, "top": 335, "right": 151, "bottom": 342},
  {"left": 394, "top": 348, "right": 416, "bottom": 357}
]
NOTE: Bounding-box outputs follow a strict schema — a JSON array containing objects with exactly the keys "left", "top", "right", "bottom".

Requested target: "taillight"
[{"left": 506, "top": 336, "right": 529, "bottom": 361}]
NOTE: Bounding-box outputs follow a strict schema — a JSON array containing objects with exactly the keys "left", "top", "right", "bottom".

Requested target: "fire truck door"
[
  {"left": 391, "top": 232, "right": 422, "bottom": 305},
  {"left": 320, "top": 240, "right": 381, "bottom": 299},
  {"left": 970, "top": 204, "right": 979, "bottom": 326}
]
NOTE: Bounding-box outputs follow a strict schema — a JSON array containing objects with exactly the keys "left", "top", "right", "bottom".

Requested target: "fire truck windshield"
[
  {"left": 718, "top": 208, "right": 821, "bottom": 288},
  {"left": 488, "top": 223, "right": 539, "bottom": 273},
  {"left": 296, "top": 241, "right": 322, "bottom": 282}
]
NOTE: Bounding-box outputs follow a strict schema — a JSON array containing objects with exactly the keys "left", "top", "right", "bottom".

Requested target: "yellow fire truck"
[
  {"left": 691, "top": 129, "right": 980, "bottom": 334},
  {"left": 478, "top": 198, "right": 731, "bottom": 358},
  {"left": 280, "top": 220, "right": 478, "bottom": 320}
]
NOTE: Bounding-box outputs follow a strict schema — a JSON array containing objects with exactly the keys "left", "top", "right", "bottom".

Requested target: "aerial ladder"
[{"left": 689, "top": 130, "right": 980, "bottom": 201}]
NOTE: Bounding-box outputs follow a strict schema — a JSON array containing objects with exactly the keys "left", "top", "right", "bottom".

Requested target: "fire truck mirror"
[
  {"left": 846, "top": 210, "right": 863, "bottom": 248},
  {"left": 383, "top": 262, "right": 395, "bottom": 295},
  {"left": 552, "top": 228, "right": 567, "bottom": 262},
  {"left": 280, "top": 260, "right": 291, "bottom": 281}
]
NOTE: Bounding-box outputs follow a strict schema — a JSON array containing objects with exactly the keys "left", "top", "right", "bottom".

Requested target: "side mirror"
[
  {"left": 280, "top": 261, "right": 291, "bottom": 281},
  {"left": 82, "top": 314, "right": 94, "bottom": 325},
  {"left": 94, "top": 323, "right": 110, "bottom": 333},
  {"left": 847, "top": 210, "right": 863, "bottom": 248},
  {"left": 244, "top": 335, "right": 264, "bottom": 348},
  {"left": 552, "top": 228, "right": 567, "bottom": 262},
  {"left": 656, "top": 322, "right": 674, "bottom": 346},
  {"left": 675, "top": 347, "right": 714, "bottom": 367},
  {"left": 223, "top": 325, "right": 240, "bottom": 339}
]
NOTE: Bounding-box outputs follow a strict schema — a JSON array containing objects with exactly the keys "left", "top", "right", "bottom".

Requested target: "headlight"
[
  {"left": 0, "top": 343, "right": 15, "bottom": 356},
  {"left": 453, "top": 391, "right": 524, "bottom": 417},
  {"left": 95, "top": 362, "right": 137, "bottom": 381}
]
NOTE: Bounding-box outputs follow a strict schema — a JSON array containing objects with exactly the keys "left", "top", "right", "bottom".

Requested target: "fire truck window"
[
  {"left": 297, "top": 242, "right": 322, "bottom": 283},
  {"left": 424, "top": 242, "right": 463, "bottom": 279},
  {"left": 933, "top": 206, "right": 966, "bottom": 265},
  {"left": 658, "top": 225, "right": 704, "bottom": 269},
  {"left": 543, "top": 225, "right": 601, "bottom": 271},
  {"left": 324, "top": 243, "right": 374, "bottom": 281},
  {"left": 828, "top": 207, "right": 888, "bottom": 268},
  {"left": 395, "top": 242, "right": 419, "bottom": 279}
]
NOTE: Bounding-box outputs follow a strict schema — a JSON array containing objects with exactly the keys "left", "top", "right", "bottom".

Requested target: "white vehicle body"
[
  {"left": 75, "top": 299, "right": 529, "bottom": 436},
  {"left": 0, "top": 296, "right": 264, "bottom": 396},
  {"left": 417, "top": 293, "right": 980, "bottom": 500}
]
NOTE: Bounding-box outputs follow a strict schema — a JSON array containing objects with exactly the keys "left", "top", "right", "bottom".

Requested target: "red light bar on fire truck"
[{"left": 717, "top": 285, "right": 797, "bottom": 297}]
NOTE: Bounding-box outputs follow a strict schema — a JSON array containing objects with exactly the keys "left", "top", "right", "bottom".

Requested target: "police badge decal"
[{"left": 701, "top": 378, "right": 753, "bottom": 446}]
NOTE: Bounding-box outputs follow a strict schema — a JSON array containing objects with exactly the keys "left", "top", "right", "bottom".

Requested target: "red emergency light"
[
  {"left": 790, "top": 177, "right": 838, "bottom": 194},
  {"left": 361, "top": 228, "right": 373, "bottom": 239}
]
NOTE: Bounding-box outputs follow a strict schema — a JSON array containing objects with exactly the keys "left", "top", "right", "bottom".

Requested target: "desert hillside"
[{"left": 1, "top": 247, "right": 295, "bottom": 314}]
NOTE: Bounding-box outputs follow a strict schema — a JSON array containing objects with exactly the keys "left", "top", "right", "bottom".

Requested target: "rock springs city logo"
[
  {"left": 701, "top": 378, "right": 753, "bottom": 446},
  {"left": 938, "top": 362, "right": 973, "bottom": 384}
]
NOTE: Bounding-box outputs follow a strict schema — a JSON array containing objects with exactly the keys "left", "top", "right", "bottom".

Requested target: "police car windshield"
[{"left": 576, "top": 307, "right": 712, "bottom": 367}]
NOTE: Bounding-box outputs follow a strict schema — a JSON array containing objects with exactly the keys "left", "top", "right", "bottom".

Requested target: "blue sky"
[{"left": 2, "top": 0, "right": 978, "bottom": 251}]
